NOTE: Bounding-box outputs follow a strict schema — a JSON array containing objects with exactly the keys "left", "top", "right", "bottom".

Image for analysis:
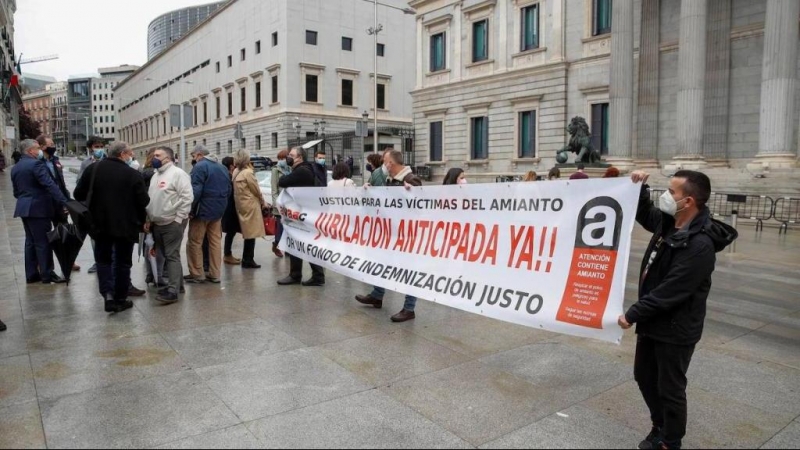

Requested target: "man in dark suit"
[
  {"left": 11, "top": 139, "right": 69, "bottom": 284},
  {"left": 74, "top": 141, "right": 150, "bottom": 313}
]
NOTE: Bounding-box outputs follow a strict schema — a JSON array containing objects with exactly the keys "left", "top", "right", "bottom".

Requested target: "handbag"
[
  {"left": 66, "top": 162, "right": 99, "bottom": 236},
  {"left": 263, "top": 211, "right": 277, "bottom": 236}
]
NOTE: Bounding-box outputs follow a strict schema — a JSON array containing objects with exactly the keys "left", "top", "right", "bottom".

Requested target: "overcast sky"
[{"left": 15, "top": 0, "right": 215, "bottom": 81}]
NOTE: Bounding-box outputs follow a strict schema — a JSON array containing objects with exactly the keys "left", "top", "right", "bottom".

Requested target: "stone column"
[
  {"left": 416, "top": 16, "right": 424, "bottom": 89},
  {"left": 635, "top": 0, "right": 660, "bottom": 165},
  {"left": 750, "top": 0, "right": 800, "bottom": 170},
  {"left": 671, "top": 0, "right": 708, "bottom": 169},
  {"left": 703, "top": 0, "right": 732, "bottom": 166},
  {"left": 607, "top": 0, "right": 635, "bottom": 170}
]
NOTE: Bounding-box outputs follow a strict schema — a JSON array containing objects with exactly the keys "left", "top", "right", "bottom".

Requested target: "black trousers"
[
  {"left": 634, "top": 335, "right": 696, "bottom": 449},
  {"left": 94, "top": 236, "right": 134, "bottom": 301},
  {"left": 242, "top": 238, "right": 256, "bottom": 263},
  {"left": 224, "top": 233, "right": 236, "bottom": 256},
  {"left": 288, "top": 254, "right": 324, "bottom": 281}
]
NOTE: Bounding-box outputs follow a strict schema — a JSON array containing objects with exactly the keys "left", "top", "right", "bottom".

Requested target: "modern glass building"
[{"left": 147, "top": 2, "right": 227, "bottom": 61}]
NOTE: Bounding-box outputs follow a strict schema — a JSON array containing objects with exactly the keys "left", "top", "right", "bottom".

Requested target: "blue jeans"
[{"left": 369, "top": 286, "right": 417, "bottom": 312}]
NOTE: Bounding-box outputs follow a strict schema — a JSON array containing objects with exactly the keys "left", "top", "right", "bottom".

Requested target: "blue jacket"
[
  {"left": 11, "top": 154, "right": 69, "bottom": 219},
  {"left": 191, "top": 158, "right": 231, "bottom": 221}
]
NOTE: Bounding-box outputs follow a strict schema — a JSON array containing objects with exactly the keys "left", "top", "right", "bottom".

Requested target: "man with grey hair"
[
  {"left": 145, "top": 146, "right": 193, "bottom": 304},
  {"left": 185, "top": 144, "right": 231, "bottom": 283},
  {"left": 75, "top": 142, "right": 149, "bottom": 313},
  {"left": 277, "top": 146, "right": 325, "bottom": 286},
  {"left": 11, "top": 139, "right": 69, "bottom": 284}
]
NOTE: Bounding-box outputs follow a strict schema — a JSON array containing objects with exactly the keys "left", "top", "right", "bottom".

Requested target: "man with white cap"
[{"left": 185, "top": 145, "right": 231, "bottom": 284}]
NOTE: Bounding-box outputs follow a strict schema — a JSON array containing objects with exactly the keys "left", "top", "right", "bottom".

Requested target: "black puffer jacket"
[
  {"left": 278, "top": 162, "right": 318, "bottom": 188},
  {"left": 625, "top": 185, "right": 738, "bottom": 346}
]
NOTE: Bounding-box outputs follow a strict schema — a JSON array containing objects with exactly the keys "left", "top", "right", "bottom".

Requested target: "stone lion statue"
[{"left": 556, "top": 116, "right": 602, "bottom": 164}]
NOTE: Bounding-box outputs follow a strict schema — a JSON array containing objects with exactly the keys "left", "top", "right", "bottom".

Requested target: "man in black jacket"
[
  {"left": 619, "top": 170, "right": 737, "bottom": 450},
  {"left": 74, "top": 142, "right": 150, "bottom": 313},
  {"left": 276, "top": 147, "right": 325, "bottom": 286}
]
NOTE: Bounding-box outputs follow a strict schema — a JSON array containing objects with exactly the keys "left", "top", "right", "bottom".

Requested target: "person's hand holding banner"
[{"left": 618, "top": 315, "right": 632, "bottom": 330}]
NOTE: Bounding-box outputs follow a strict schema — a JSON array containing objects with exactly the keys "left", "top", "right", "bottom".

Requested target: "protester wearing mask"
[
  {"left": 356, "top": 149, "right": 422, "bottom": 322},
  {"left": 270, "top": 149, "right": 291, "bottom": 258},
  {"left": 620, "top": 171, "right": 737, "bottom": 450},
  {"left": 74, "top": 142, "right": 149, "bottom": 313},
  {"left": 141, "top": 149, "right": 167, "bottom": 287},
  {"left": 11, "top": 139, "right": 69, "bottom": 284},
  {"left": 443, "top": 168, "right": 467, "bottom": 185},
  {"left": 232, "top": 150, "right": 267, "bottom": 269},
  {"left": 277, "top": 147, "right": 325, "bottom": 286},
  {"left": 145, "top": 147, "right": 194, "bottom": 304},
  {"left": 364, "top": 153, "right": 387, "bottom": 187},
  {"left": 37, "top": 134, "right": 81, "bottom": 272},
  {"left": 78, "top": 136, "right": 107, "bottom": 274},
  {"left": 311, "top": 149, "right": 327, "bottom": 187}
]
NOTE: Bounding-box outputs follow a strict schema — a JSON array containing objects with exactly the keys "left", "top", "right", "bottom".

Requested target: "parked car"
[{"left": 251, "top": 155, "right": 272, "bottom": 172}]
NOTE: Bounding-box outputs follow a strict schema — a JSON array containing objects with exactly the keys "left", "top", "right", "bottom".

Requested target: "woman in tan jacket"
[{"left": 232, "top": 150, "right": 266, "bottom": 269}]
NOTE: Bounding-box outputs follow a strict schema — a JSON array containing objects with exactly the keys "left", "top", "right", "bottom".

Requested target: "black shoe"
[
  {"left": 391, "top": 309, "right": 416, "bottom": 323},
  {"left": 158, "top": 286, "right": 185, "bottom": 296},
  {"left": 277, "top": 276, "right": 301, "bottom": 285},
  {"left": 105, "top": 300, "right": 134, "bottom": 313},
  {"left": 88, "top": 264, "right": 98, "bottom": 274},
  {"left": 47, "top": 273, "right": 67, "bottom": 284},
  {"left": 26, "top": 274, "right": 42, "bottom": 284},
  {"left": 242, "top": 261, "right": 262, "bottom": 269},
  {"left": 145, "top": 274, "right": 154, "bottom": 284},
  {"left": 355, "top": 295, "right": 383, "bottom": 309},
  {"left": 302, "top": 279, "right": 325, "bottom": 287},
  {"left": 156, "top": 291, "right": 179, "bottom": 304},
  {"left": 184, "top": 277, "right": 206, "bottom": 284},
  {"left": 128, "top": 285, "right": 146, "bottom": 297},
  {"left": 638, "top": 427, "right": 663, "bottom": 450},
  {"left": 0, "top": 319, "right": 6, "bottom": 332}
]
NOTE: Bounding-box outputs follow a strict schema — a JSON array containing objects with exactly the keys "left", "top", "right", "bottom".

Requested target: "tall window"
[
  {"left": 521, "top": 4, "right": 540, "bottom": 51},
  {"left": 240, "top": 87, "right": 246, "bottom": 112},
  {"left": 272, "top": 32, "right": 278, "bottom": 46},
  {"left": 255, "top": 135, "right": 262, "bottom": 151},
  {"left": 241, "top": 48, "right": 246, "bottom": 61},
  {"left": 215, "top": 96, "right": 221, "bottom": 119},
  {"left": 377, "top": 84, "right": 386, "bottom": 110},
  {"left": 306, "top": 75, "right": 318, "bottom": 103},
  {"left": 255, "top": 81, "right": 262, "bottom": 108},
  {"left": 271, "top": 75, "right": 279, "bottom": 103},
  {"left": 472, "top": 20, "right": 488, "bottom": 62},
  {"left": 341, "top": 79, "right": 353, "bottom": 106},
  {"left": 256, "top": 40, "right": 261, "bottom": 54},
  {"left": 227, "top": 55, "right": 232, "bottom": 67},
  {"left": 272, "top": 132, "right": 278, "bottom": 148},
  {"left": 227, "top": 92, "right": 233, "bottom": 116},
  {"left": 306, "top": 30, "right": 318, "bottom": 45},
  {"left": 591, "top": 103, "right": 610, "bottom": 155},
  {"left": 342, "top": 37, "right": 353, "bottom": 51},
  {"left": 377, "top": 43, "right": 385, "bottom": 57},
  {"left": 430, "top": 121, "right": 443, "bottom": 162},
  {"left": 471, "top": 116, "right": 489, "bottom": 160},
  {"left": 216, "top": 142, "right": 221, "bottom": 154},
  {"left": 193, "top": 105, "right": 198, "bottom": 126},
  {"left": 519, "top": 111, "right": 536, "bottom": 158},
  {"left": 430, "top": 33, "right": 446, "bottom": 72},
  {"left": 228, "top": 140, "right": 233, "bottom": 153},
  {"left": 203, "top": 101, "right": 208, "bottom": 123},
  {"left": 593, "top": 0, "right": 612, "bottom": 36},
  {"left": 216, "top": 62, "right": 220, "bottom": 73}
]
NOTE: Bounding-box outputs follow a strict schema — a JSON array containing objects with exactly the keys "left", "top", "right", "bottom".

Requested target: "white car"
[{"left": 255, "top": 170, "right": 273, "bottom": 208}]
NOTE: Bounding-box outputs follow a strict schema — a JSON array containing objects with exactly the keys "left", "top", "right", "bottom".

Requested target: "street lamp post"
[
  {"left": 366, "top": 1, "right": 415, "bottom": 154},
  {"left": 145, "top": 77, "right": 193, "bottom": 171}
]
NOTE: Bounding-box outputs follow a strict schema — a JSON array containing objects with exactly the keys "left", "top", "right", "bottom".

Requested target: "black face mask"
[
  {"left": 285, "top": 156, "right": 295, "bottom": 167},
  {"left": 45, "top": 147, "right": 57, "bottom": 156}
]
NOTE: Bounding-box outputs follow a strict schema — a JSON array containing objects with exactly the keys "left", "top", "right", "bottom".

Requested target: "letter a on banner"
[{"left": 556, "top": 197, "right": 623, "bottom": 329}]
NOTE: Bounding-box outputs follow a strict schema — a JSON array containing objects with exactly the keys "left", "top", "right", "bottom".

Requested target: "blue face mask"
[
  {"left": 37, "top": 150, "right": 45, "bottom": 160},
  {"left": 93, "top": 149, "right": 105, "bottom": 160},
  {"left": 316, "top": 158, "right": 326, "bottom": 166},
  {"left": 151, "top": 158, "right": 163, "bottom": 170}
]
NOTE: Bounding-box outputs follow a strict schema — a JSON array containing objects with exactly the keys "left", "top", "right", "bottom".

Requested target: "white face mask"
[
  {"left": 659, "top": 191, "right": 687, "bottom": 217},
  {"left": 381, "top": 165, "right": 389, "bottom": 176}
]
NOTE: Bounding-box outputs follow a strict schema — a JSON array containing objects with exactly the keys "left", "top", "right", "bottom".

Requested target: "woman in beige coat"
[{"left": 232, "top": 150, "right": 266, "bottom": 269}]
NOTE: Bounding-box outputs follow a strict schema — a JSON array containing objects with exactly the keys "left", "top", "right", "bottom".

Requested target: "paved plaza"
[{"left": 0, "top": 158, "right": 798, "bottom": 449}]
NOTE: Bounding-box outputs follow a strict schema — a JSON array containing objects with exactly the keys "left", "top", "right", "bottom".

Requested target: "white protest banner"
[{"left": 277, "top": 179, "right": 641, "bottom": 343}]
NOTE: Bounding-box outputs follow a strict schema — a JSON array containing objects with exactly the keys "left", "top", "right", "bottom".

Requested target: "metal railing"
[{"left": 773, "top": 197, "right": 800, "bottom": 234}]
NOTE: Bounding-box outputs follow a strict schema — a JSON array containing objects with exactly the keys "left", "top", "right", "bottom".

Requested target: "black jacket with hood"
[{"left": 624, "top": 185, "right": 738, "bottom": 346}]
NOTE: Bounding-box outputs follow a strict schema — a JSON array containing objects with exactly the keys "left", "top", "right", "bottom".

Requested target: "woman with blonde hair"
[
  {"left": 232, "top": 150, "right": 267, "bottom": 268},
  {"left": 524, "top": 171, "right": 538, "bottom": 182}
]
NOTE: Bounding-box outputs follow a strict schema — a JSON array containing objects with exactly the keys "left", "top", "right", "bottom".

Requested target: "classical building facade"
[
  {"left": 22, "top": 90, "right": 51, "bottom": 136},
  {"left": 409, "top": 0, "right": 800, "bottom": 189},
  {"left": 47, "top": 82, "right": 68, "bottom": 153},
  {"left": 116, "top": 0, "right": 416, "bottom": 161}
]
